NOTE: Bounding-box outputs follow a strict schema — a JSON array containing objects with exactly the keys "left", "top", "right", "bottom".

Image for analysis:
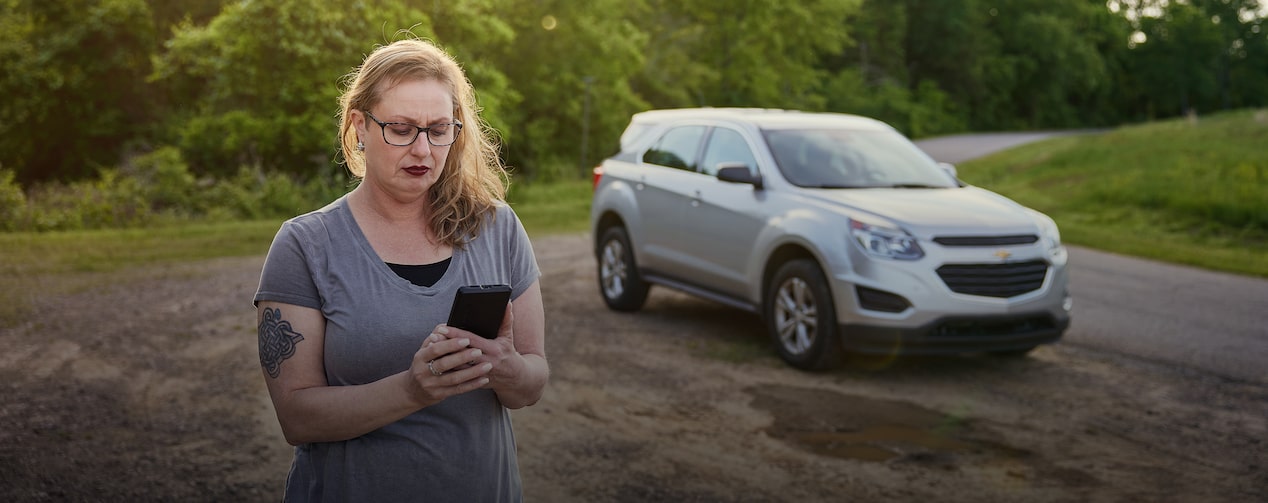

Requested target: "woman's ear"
[{"left": 351, "top": 109, "right": 367, "bottom": 137}]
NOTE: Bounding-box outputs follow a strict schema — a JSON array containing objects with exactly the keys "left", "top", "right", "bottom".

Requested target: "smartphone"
[{"left": 446, "top": 284, "right": 512, "bottom": 339}]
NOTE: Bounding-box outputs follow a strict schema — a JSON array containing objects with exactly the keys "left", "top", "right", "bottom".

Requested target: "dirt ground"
[{"left": 1, "top": 233, "right": 1265, "bottom": 502}]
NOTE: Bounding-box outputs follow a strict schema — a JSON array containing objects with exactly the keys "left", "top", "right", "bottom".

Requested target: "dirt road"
[{"left": 1, "top": 233, "right": 1264, "bottom": 502}]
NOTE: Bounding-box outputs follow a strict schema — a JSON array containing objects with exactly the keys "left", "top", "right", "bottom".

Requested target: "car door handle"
[{"left": 691, "top": 190, "right": 701, "bottom": 207}]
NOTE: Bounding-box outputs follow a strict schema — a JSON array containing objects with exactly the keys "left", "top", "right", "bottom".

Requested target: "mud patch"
[{"left": 750, "top": 384, "right": 994, "bottom": 464}]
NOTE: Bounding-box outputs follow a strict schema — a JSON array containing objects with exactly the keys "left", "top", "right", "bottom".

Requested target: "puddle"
[{"left": 748, "top": 384, "right": 978, "bottom": 463}]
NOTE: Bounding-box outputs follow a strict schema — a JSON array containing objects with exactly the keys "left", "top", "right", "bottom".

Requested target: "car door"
[
  {"left": 633, "top": 125, "right": 708, "bottom": 277},
  {"left": 675, "top": 126, "right": 767, "bottom": 297}
]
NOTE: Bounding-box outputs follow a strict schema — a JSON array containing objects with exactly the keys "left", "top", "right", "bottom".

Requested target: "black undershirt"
[{"left": 386, "top": 257, "right": 452, "bottom": 287}]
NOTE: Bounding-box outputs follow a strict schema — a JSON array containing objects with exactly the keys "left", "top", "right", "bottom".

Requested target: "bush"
[
  {"left": 126, "top": 146, "right": 197, "bottom": 213},
  {"left": 1, "top": 145, "right": 354, "bottom": 232},
  {"left": 0, "top": 168, "right": 27, "bottom": 231},
  {"left": 24, "top": 169, "right": 150, "bottom": 231},
  {"left": 200, "top": 165, "right": 349, "bottom": 221}
]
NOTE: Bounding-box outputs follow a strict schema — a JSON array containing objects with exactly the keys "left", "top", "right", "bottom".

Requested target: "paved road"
[
  {"left": 915, "top": 130, "right": 1097, "bottom": 165},
  {"left": 915, "top": 132, "right": 1268, "bottom": 384}
]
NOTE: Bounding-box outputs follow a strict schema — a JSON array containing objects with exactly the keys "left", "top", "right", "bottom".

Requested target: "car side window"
[
  {"left": 700, "top": 127, "right": 759, "bottom": 177},
  {"left": 642, "top": 126, "right": 707, "bottom": 171}
]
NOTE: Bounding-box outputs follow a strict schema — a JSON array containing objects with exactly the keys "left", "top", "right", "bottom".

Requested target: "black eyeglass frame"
[{"left": 362, "top": 110, "right": 463, "bottom": 147}]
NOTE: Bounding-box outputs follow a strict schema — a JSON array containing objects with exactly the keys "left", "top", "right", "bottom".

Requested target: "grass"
[
  {"left": 507, "top": 178, "right": 593, "bottom": 235},
  {"left": 0, "top": 220, "right": 283, "bottom": 324},
  {"left": 0, "top": 220, "right": 281, "bottom": 276},
  {"left": 959, "top": 109, "right": 1268, "bottom": 278}
]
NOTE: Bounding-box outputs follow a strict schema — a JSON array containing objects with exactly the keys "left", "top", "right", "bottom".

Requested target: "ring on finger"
[{"left": 427, "top": 360, "right": 443, "bottom": 377}]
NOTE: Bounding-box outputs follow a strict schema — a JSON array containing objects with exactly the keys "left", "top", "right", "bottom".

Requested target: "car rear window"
[{"left": 643, "top": 126, "right": 707, "bottom": 171}]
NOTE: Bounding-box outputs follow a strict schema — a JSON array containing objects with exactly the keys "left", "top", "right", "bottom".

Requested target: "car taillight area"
[{"left": 592, "top": 166, "right": 604, "bottom": 190}]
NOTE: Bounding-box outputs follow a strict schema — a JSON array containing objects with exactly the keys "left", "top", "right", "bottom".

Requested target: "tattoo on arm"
[{"left": 258, "top": 307, "right": 305, "bottom": 378}]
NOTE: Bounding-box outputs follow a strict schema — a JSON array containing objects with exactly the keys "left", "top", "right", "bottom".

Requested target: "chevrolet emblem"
[{"left": 993, "top": 249, "right": 1012, "bottom": 260}]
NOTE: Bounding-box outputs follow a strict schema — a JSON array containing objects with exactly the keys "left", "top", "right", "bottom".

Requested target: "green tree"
[
  {"left": 477, "top": 0, "right": 649, "bottom": 179},
  {"left": 0, "top": 0, "right": 158, "bottom": 183},
  {"left": 989, "top": 1, "right": 1120, "bottom": 127},
  {"left": 1131, "top": 2, "right": 1225, "bottom": 116},
  {"left": 633, "top": 0, "right": 860, "bottom": 110},
  {"left": 151, "top": 0, "right": 442, "bottom": 178},
  {"left": 1189, "top": 0, "right": 1267, "bottom": 111},
  {"left": 829, "top": 0, "right": 965, "bottom": 136},
  {"left": 1117, "top": 0, "right": 1267, "bottom": 118},
  {"left": 423, "top": 0, "right": 518, "bottom": 142},
  {"left": 149, "top": 0, "right": 228, "bottom": 29}
]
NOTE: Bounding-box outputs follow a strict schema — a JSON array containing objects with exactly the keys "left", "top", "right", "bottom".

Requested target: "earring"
[{"left": 356, "top": 141, "right": 365, "bottom": 151}]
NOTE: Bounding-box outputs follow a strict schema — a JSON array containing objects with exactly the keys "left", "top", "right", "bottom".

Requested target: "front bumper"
[
  {"left": 838, "top": 311, "right": 1070, "bottom": 355},
  {"left": 825, "top": 237, "right": 1072, "bottom": 355}
]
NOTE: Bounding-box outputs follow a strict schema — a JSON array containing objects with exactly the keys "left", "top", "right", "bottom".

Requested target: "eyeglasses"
[{"left": 363, "top": 110, "right": 463, "bottom": 147}]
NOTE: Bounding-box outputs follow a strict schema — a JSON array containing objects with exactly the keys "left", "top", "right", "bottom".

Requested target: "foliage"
[
  {"left": 1115, "top": 0, "right": 1268, "bottom": 118},
  {"left": 0, "top": 0, "right": 158, "bottom": 182},
  {"left": 0, "top": 169, "right": 26, "bottom": 231},
  {"left": 151, "top": 0, "right": 441, "bottom": 179},
  {"left": 425, "top": 0, "right": 518, "bottom": 140},
  {"left": 823, "top": 69, "right": 966, "bottom": 138},
  {"left": 1, "top": 0, "right": 1267, "bottom": 230},
  {"left": 632, "top": 0, "right": 859, "bottom": 111},
  {"left": 483, "top": 0, "right": 649, "bottom": 180},
  {"left": 3, "top": 147, "right": 351, "bottom": 232},
  {"left": 840, "top": 0, "right": 1131, "bottom": 131}
]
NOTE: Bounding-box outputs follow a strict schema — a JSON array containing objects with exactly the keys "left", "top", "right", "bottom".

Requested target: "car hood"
[{"left": 806, "top": 186, "right": 1041, "bottom": 236}]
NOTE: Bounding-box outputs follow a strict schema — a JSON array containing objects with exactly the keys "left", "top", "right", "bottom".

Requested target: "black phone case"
[{"left": 446, "top": 284, "right": 511, "bottom": 339}]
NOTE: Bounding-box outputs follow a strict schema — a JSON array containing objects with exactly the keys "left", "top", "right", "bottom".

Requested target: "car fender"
[
  {"left": 590, "top": 171, "right": 643, "bottom": 252},
  {"left": 744, "top": 206, "right": 852, "bottom": 306}
]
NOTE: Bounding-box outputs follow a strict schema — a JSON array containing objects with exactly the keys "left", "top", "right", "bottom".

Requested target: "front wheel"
[
  {"left": 596, "top": 226, "right": 650, "bottom": 311},
  {"left": 764, "top": 259, "right": 840, "bottom": 370}
]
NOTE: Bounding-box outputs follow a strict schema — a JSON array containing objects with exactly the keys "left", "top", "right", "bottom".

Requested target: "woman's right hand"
[{"left": 407, "top": 330, "right": 493, "bottom": 406}]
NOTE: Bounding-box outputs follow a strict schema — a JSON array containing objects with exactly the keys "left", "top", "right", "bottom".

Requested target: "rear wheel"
[
  {"left": 596, "top": 226, "right": 649, "bottom": 311},
  {"left": 765, "top": 259, "right": 840, "bottom": 370}
]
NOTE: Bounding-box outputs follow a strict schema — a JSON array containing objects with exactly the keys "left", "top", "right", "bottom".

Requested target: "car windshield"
[{"left": 764, "top": 128, "right": 957, "bottom": 189}]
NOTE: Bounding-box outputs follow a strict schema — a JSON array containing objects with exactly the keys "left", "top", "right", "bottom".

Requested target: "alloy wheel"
[{"left": 773, "top": 276, "right": 817, "bottom": 356}]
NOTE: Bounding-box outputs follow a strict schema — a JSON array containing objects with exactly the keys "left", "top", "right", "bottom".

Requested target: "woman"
[{"left": 253, "top": 38, "right": 548, "bottom": 501}]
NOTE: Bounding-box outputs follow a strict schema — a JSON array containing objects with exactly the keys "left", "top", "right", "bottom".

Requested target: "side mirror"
[
  {"left": 937, "top": 162, "right": 964, "bottom": 186},
  {"left": 716, "top": 162, "right": 763, "bottom": 189}
]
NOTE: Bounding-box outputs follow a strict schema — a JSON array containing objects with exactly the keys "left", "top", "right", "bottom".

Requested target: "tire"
[
  {"left": 764, "top": 259, "right": 840, "bottom": 370},
  {"left": 596, "top": 226, "right": 650, "bottom": 311}
]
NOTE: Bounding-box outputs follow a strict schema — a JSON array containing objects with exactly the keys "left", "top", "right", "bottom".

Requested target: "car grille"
[
  {"left": 936, "top": 260, "right": 1049, "bottom": 298},
  {"left": 933, "top": 235, "right": 1039, "bottom": 246}
]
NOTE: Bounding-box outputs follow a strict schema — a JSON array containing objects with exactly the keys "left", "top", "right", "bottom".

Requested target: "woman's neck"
[{"left": 348, "top": 186, "right": 450, "bottom": 265}]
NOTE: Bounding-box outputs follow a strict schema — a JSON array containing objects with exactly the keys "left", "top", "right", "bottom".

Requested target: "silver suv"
[{"left": 590, "top": 108, "right": 1071, "bottom": 370}]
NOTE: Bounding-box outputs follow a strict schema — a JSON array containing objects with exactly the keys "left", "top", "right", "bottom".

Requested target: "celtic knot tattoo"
[{"left": 259, "top": 307, "right": 305, "bottom": 378}]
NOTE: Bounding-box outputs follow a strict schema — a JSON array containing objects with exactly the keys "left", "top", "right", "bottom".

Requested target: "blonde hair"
[{"left": 337, "top": 38, "right": 508, "bottom": 248}]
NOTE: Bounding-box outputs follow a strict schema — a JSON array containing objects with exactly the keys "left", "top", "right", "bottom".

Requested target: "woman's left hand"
[
  {"left": 429, "top": 303, "right": 523, "bottom": 386},
  {"left": 431, "top": 281, "right": 547, "bottom": 408}
]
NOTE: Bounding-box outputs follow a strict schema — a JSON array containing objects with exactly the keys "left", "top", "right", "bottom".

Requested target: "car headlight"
[{"left": 850, "top": 219, "right": 924, "bottom": 260}]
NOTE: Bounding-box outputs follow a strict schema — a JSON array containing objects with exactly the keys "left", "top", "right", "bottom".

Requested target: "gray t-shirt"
[{"left": 254, "top": 195, "right": 540, "bottom": 502}]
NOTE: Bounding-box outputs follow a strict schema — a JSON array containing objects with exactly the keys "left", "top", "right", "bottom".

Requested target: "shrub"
[
  {"left": 126, "top": 146, "right": 197, "bottom": 214},
  {"left": 0, "top": 168, "right": 27, "bottom": 231}
]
